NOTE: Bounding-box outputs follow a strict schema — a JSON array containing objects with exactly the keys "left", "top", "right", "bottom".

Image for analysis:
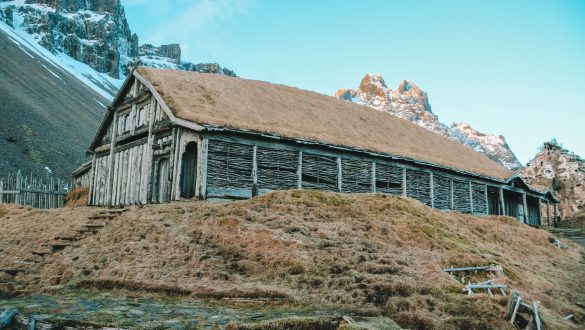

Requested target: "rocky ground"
[{"left": 1, "top": 191, "right": 584, "bottom": 329}]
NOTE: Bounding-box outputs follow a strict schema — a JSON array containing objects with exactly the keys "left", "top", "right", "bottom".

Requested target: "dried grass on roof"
[{"left": 137, "top": 68, "right": 512, "bottom": 180}]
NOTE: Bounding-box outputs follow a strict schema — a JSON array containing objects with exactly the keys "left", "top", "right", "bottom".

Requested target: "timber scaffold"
[{"left": 0, "top": 171, "right": 67, "bottom": 209}]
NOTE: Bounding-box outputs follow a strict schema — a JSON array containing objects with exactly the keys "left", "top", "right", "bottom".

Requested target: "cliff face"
[
  {"left": 0, "top": 0, "right": 237, "bottom": 88},
  {"left": 335, "top": 74, "right": 522, "bottom": 170},
  {"left": 0, "top": 0, "right": 137, "bottom": 78},
  {"left": 522, "top": 141, "right": 585, "bottom": 219}
]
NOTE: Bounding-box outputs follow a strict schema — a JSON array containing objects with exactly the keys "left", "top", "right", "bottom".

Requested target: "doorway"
[
  {"left": 180, "top": 142, "right": 198, "bottom": 198},
  {"left": 155, "top": 158, "right": 170, "bottom": 203}
]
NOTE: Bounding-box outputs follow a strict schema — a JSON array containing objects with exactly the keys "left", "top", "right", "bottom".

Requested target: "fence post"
[
  {"left": 15, "top": 170, "right": 22, "bottom": 205},
  {"left": 0, "top": 179, "right": 3, "bottom": 204}
]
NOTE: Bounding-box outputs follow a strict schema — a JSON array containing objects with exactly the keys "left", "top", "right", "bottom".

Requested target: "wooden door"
[
  {"left": 180, "top": 142, "right": 198, "bottom": 198},
  {"left": 156, "top": 158, "right": 170, "bottom": 203}
]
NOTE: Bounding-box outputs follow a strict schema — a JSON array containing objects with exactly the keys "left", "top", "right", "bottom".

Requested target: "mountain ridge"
[{"left": 335, "top": 74, "right": 522, "bottom": 170}]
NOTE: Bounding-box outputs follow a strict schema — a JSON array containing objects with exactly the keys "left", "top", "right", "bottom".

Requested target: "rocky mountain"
[
  {"left": 0, "top": 0, "right": 236, "bottom": 98},
  {"left": 335, "top": 74, "right": 522, "bottom": 170},
  {"left": 0, "top": 25, "right": 104, "bottom": 179},
  {"left": 521, "top": 140, "right": 585, "bottom": 219}
]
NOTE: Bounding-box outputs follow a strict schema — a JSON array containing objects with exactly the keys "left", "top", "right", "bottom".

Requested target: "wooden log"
[
  {"left": 402, "top": 168, "right": 407, "bottom": 197},
  {"left": 469, "top": 181, "right": 474, "bottom": 214},
  {"left": 522, "top": 193, "right": 528, "bottom": 224},
  {"left": 371, "top": 162, "right": 376, "bottom": 193},
  {"left": 337, "top": 157, "right": 342, "bottom": 192},
  {"left": 0, "top": 307, "right": 18, "bottom": 328},
  {"left": 510, "top": 293, "right": 522, "bottom": 324},
  {"left": 484, "top": 184, "right": 489, "bottom": 215},
  {"left": 546, "top": 201, "right": 551, "bottom": 226},
  {"left": 297, "top": 151, "right": 303, "bottom": 190},
  {"left": 499, "top": 187, "right": 506, "bottom": 216},
  {"left": 252, "top": 145, "right": 258, "bottom": 197},
  {"left": 429, "top": 172, "right": 435, "bottom": 209},
  {"left": 534, "top": 301, "right": 542, "bottom": 330}
]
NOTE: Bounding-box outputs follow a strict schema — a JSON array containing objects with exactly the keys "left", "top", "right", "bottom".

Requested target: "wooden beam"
[
  {"left": 337, "top": 157, "right": 342, "bottom": 192},
  {"left": 450, "top": 178, "right": 454, "bottom": 210},
  {"left": 371, "top": 162, "right": 376, "bottom": 193},
  {"left": 499, "top": 187, "right": 506, "bottom": 216},
  {"left": 0, "top": 307, "right": 18, "bottom": 328},
  {"left": 252, "top": 145, "right": 258, "bottom": 197},
  {"left": 546, "top": 201, "right": 550, "bottom": 226},
  {"left": 522, "top": 193, "right": 528, "bottom": 224},
  {"left": 469, "top": 181, "right": 474, "bottom": 214},
  {"left": 297, "top": 151, "right": 303, "bottom": 190},
  {"left": 402, "top": 168, "right": 407, "bottom": 197},
  {"left": 429, "top": 172, "right": 435, "bottom": 209}
]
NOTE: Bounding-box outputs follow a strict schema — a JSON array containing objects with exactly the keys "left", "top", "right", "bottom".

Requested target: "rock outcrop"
[
  {"left": 0, "top": 0, "right": 237, "bottom": 83},
  {"left": 335, "top": 74, "right": 521, "bottom": 169},
  {"left": 521, "top": 140, "right": 585, "bottom": 219},
  {"left": 1, "top": 0, "right": 138, "bottom": 78}
]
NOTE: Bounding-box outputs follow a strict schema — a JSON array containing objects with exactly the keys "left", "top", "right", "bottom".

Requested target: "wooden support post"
[
  {"left": 371, "top": 162, "right": 376, "bottom": 193},
  {"left": 553, "top": 203, "right": 558, "bottom": 226},
  {"left": 546, "top": 201, "right": 550, "bottom": 226},
  {"left": 429, "top": 172, "right": 434, "bottom": 209},
  {"left": 297, "top": 151, "right": 303, "bottom": 190},
  {"left": 15, "top": 170, "right": 21, "bottom": 205},
  {"left": 337, "top": 157, "right": 342, "bottom": 192},
  {"left": 106, "top": 112, "right": 119, "bottom": 206},
  {"left": 534, "top": 301, "right": 542, "bottom": 330},
  {"left": 252, "top": 145, "right": 258, "bottom": 197},
  {"left": 450, "top": 178, "right": 454, "bottom": 210},
  {"left": 522, "top": 193, "right": 528, "bottom": 224},
  {"left": 402, "top": 168, "right": 407, "bottom": 197},
  {"left": 510, "top": 294, "right": 522, "bottom": 324},
  {"left": 469, "top": 181, "right": 474, "bottom": 214},
  {"left": 499, "top": 187, "right": 506, "bottom": 216},
  {"left": 0, "top": 179, "right": 3, "bottom": 204},
  {"left": 484, "top": 184, "right": 489, "bottom": 215}
]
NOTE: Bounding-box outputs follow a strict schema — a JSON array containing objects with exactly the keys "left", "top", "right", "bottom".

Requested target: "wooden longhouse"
[{"left": 75, "top": 67, "right": 559, "bottom": 225}]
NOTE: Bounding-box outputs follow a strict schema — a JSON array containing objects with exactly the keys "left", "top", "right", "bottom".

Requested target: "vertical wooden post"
[
  {"left": 402, "top": 168, "right": 407, "bottom": 197},
  {"left": 297, "top": 151, "right": 303, "bottom": 190},
  {"left": 553, "top": 203, "right": 558, "bottom": 226},
  {"left": 15, "top": 170, "right": 21, "bottom": 205},
  {"left": 337, "top": 157, "right": 342, "bottom": 192},
  {"left": 469, "top": 181, "right": 474, "bottom": 214},
  {"left": 429, "top": 172, "right": 434, "bottom": 209},
  {"left": 546, "top": 201, "right": 550, "bottom": 226},
  {"left": 499, "top": 187, "right": 506, "bottom": 216},
  {"left": 252, "top": 145, "right": 258, "bottom": 197},
  {"left": 484, "top": 184, "right": 489, "bottom": 215},
  {"left": 450, "top": 178, "right": 454, "bottom": 210},
  {"left": 106, "top": 110, "right": 119, "bottom": 206},
  {"left": 0, "top": 179, "right": 3, "bottom": 204},
  {"left": 522, "top": 193, "right": 528, "bottom": 224},
  {"left": 371, "top": 162, "right": 376, "bottom": 193}
]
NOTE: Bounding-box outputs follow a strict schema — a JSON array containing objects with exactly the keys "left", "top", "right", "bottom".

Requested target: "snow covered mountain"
[
  {"left": 0, "top": 0, "right": 236, "bottom": 99},
  {"left": 335, "top": 74, "right": 522, "bottom": 170},
  {"left": 521, "top": 141, "right": 585, "bottom": 219}
]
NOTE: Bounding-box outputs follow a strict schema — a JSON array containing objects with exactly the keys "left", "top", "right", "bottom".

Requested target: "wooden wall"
[{"left": 203, "top": 136, "right": 497, "bottom": 216}]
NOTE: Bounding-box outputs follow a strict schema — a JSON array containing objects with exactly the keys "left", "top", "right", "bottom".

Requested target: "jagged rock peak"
[
  {"left": 521, "top": 140, "right": 585, "bottom": 219},
  {"left": 335, "top": 73, "right": 522, "bottom": 170}
]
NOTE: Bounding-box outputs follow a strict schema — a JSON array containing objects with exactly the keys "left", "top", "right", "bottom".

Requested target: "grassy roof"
[{"left": 137, "top": 67, "right": 512, "bottom": 180}]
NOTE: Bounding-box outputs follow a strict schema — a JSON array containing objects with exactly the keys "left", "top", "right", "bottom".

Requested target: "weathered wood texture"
[
  {"left": 257, "top": 147, "right": 298, "bottom": 191},
  {"left": 301, "top": 153, "right": 338, "bottom": 191},
  {"left": 374, "top": 163, "right": 403, "bottom": 195},
  {"left": 406, "top": 169, "right": 432, "bottom": 207},
  {"left": 471, "top": 182, "right": 488, "bottom": 215},
  {"left": 341, "top": 158, "right": 372, "bottom": 193},
  {"left": 0, "top": 171, "right": 66, "bottom": 209},
  {"left": 207, "top": 140, "right": 254, "bottom": 198}
]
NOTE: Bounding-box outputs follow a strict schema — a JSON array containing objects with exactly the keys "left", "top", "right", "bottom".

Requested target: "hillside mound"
[
  {"left": 560, "top": 209, "right": 585, "bottom": 229},
  {"left": 1, "top": 191, "right": 584, "bottom": 329}
]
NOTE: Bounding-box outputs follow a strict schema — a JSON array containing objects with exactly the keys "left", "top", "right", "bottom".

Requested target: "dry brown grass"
[
  {"left": 137, "top": 67, "right": 511, "bottom": 180},
  {"left": 560, "top": 209, "right": 585, "bottom": 229},
  {"left": 0, "top": 204, "right": 7, "bottom": 218},
  {"left": 65, "top": 187, "right": 89, "bottom": 207},
  {"left": 2, "top": 190, "right": 584, "bottom": 329}
]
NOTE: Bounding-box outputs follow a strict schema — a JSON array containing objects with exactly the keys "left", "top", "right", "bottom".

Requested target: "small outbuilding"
[{"left": 75, "top": 67, "right": 559, "bottom": 225}]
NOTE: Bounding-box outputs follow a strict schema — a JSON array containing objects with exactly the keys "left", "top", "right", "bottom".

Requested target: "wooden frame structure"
[{"left": 75, "top": 67, "right": 559, "bottom": 224}]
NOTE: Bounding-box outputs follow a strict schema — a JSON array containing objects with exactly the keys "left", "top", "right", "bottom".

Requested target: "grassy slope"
[
  {"left": 0, "top": 29, "right": 105, "bottom": 179},
  {"left": 560, "top": 209, "right": 585, "bottom": 229},
  {"left": 1, "top": 191, "right": 584, "bottom": 329}
]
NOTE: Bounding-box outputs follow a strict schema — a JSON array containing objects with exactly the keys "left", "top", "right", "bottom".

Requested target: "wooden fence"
[{"left": 0, "top": 171, "right": 68, "bottom": 209}]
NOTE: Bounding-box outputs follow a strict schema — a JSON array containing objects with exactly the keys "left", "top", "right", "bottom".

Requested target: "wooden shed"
[{"left": 78, "top": 67, "right": 559, "bottom": 225}]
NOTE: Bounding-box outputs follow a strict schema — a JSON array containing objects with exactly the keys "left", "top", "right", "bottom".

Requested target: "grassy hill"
[
  {"left": 0, "top": 28, "right": 105, "bottom": 179},
  {"left": 1, "top": 191, "right": 584, "bottom": 329}
]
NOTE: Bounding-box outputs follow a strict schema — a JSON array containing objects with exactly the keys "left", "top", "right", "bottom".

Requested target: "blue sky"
[{"left": 125, "top": 0, "right": 585, "bottom": 164}]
